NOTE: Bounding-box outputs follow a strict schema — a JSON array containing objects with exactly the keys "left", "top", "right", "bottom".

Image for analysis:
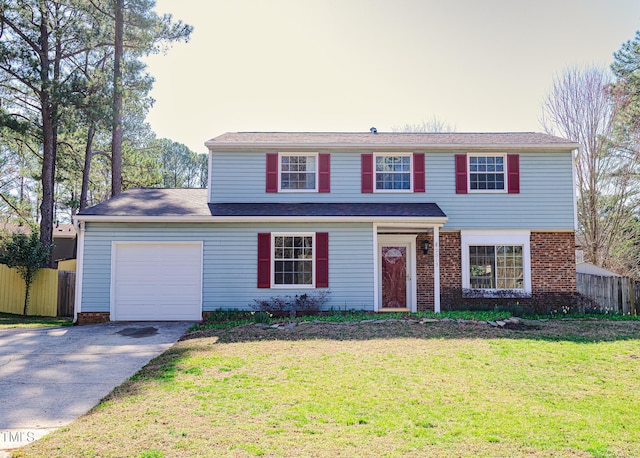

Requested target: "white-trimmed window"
[
  {"left": 375, "top": 153, "right": 412, "bottom": 191},
  {"left": 461, "top": 231, "right": 531, "bottom": 295},
  {"left": 272, "top": 233, "right": 315, "bottom": 287},
  {"left": 279, "top": 153, "right": 318, "bottom": 191},
  {"left": 468, "top": 154, "right": 506, "bottom": 192}
]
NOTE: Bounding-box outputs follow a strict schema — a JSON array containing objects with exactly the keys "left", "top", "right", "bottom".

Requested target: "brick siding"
[{"left": 77, "top": 312, "right": 110, "bottom": 325}]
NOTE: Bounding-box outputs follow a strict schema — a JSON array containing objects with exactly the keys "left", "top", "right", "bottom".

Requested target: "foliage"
[
  {"left": 541, "top": 65, "right": 640, "bottom": 278},
  {"left": 391, "top": 115, "right": 457, "bottom": 133},
  {"left": 0, "top": 0, "right": 194, "bottom": 233},
  {"left": 252, "top": 291, "right": 331, "bottom": 318},
  {"left": 0, "top": 230, "right": 53, "bottom": 315}
]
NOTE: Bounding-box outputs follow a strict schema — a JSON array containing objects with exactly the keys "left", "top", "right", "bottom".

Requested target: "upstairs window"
[
  {"left": 469, "top": 155, "right": 505, "bottom": 191},
  {"left": 455, "top": 154, "right": 519, "bottom": 194},
  {"left": 375, "top": 154, "right": 411, "bottom": 191},
  {"left": 266, "top": 153, "right": 330, "bottom": 193},
  {"left": 280, "top": 153, "right": 317, "bottom": 191}
]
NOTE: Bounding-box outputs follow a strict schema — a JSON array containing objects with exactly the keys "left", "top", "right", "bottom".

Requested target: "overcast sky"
[{"left": 143, "top": 0, "right": 640, "bottom": 153}]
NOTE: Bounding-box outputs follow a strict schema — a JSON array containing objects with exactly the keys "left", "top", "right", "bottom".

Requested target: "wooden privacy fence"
[
  {"left": 57, "top": 271, "right": 76, "bottom": 317},
  {"left": 0, "top": 265, "right": 76, "bottom": 317},
  {"left": 576, "top": 273, "right": 636, "bottom": 315}
]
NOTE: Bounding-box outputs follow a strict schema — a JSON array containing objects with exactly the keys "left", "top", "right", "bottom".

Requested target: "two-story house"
[{"left": 73, "top": 132, "right": 579, "bottom": 323}]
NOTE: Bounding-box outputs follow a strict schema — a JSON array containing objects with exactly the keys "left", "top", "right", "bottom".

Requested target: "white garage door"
[{"left": 111, "top": 242, "right": 203, "bottom": 321}]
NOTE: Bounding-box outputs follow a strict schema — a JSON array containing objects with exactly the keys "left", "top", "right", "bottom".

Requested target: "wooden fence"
[
  {"left": 576, "top": 273, "right": 636, "bottom": 315},
  {"left": 57, "top": 271, "right": 76, "bottom": 317}
]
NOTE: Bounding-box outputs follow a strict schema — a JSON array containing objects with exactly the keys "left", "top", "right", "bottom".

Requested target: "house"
[
  {"left": 73, "top": 132, "right": 579, "bottom": 323},
  {"left": 0, "top": 222, "right": 76, "bottom": 266}
]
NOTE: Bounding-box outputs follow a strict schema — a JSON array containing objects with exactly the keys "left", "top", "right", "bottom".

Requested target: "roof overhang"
[
  {"left": 205, "top": 142, "right": 579, "bottom": 152},
  {"left": 74, "top": 215, "right": 448, "bottom": 225}
]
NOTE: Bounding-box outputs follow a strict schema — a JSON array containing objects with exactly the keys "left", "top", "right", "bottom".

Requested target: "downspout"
[{"left": 73, "top": 220, "right": 86, "bottom": 324}]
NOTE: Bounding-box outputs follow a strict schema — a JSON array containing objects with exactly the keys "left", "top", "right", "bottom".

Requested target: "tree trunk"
[
  {"left": 80, "top": 124, "right": 96, "bottom": 211},
  {"left": 38, "top": 3, "right": 55, "bottom": 267},
  {"left": 23, "top": 279, "right": 31, "bottom": 316},
  {"left": 111, "top": 0, "right": 124, "bottom": 197}
]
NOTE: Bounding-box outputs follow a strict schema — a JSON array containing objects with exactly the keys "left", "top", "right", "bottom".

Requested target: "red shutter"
[
  {"left": 507, "top": 154, "right": 520, "bottom": 194},
  {"left": 319, "top": 153, "right": 330, "bottom": 193},
  {"left": 257, "top": 233, "right": 271, "bottom": 288},
  {"left": 266, "top": 153, "right": 278, "bottom": 193},
  {"left": 315, "top": 232, "right": 329, "bottom": 288},
  {"left": 413, "top": 153, "right": 425, "bottom": 192},
  {"left": 455, "top": 154, "right": 468, "bottom": 194},
  {"left": 361, "top": 154, "right": 374, "bottom": 193}
]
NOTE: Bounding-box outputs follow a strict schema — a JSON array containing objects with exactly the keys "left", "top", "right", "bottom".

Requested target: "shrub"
[{"left": 252, "top": 290, "right": 330, "bottom": 318}]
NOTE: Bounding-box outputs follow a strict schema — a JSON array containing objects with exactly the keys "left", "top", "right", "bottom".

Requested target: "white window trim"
[
  {"left": 467, "top": 153, "right": 507, "bottom": 194},
  {"left": 278, "top": 152, "right": 319, "bottom": 192},
  {"left": 271, "top": 232, "right": 316, "bottom": 289},
  {"left": 374, "top": 152, "right": 413, "bottom": 193},
  {"left": 460, "top": 230, "right": 531, "bottom": 296}
]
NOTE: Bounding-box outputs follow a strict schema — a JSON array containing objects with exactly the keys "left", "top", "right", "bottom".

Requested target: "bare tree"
[
  {"left": 541, "top": 65, "right": 640, "bottom": 276},
  {"left": 392, "top": 115, "right": 456, "bottom": 133}
]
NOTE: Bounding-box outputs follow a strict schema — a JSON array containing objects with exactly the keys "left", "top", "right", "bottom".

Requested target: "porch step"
[{"left": 378, "top": 308, "right": 410, "bottom": 313}]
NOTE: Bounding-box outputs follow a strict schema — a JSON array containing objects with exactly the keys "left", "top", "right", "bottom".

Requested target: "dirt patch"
[{"left": 183, "top": 319, "right": 640, "bottom": 344}]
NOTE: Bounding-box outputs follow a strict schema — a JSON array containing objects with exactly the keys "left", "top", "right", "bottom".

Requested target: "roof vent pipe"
[{"left": 370, "top": 127, "right": 377, "bottom": 134}]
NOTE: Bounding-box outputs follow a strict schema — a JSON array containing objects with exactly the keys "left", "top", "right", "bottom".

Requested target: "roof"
[
  {"left": 576, "top": 262, "right": 622, "bottom": 277},
  {"left": 78, "top": 188, "right": 210, "bottom": 216},
  {"left": 0, "top": 222, "right": 76, "bottom": 238},
  {"left": 209, "top": 202, "right": 446, "bottom": 218},
  {"left": 76, "top": 188, "right": 447, "bottom": 222},
  {"left": 205, "top": 132, "right": 579, "bottom": 151}
]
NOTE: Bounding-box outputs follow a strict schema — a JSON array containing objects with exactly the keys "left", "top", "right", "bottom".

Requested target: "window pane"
[
  {"left": 469, "top": 246, "right": 495, "bottom": 289},
  {"left": 273, "top": 236, "right": 314, "bottom": 285},
  {"left": 469, "top": 156, "right": 506, "bottom": 191},
  {"left": 375, "top": 155, "right": 411, "bottom": 190}
]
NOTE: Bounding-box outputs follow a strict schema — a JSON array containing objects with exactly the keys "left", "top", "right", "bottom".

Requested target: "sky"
[{"left": 143, "top": 0, "right": 640, "bottom": 154}]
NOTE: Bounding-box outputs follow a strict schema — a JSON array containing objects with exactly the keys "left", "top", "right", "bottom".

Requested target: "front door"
[{"left": 378, "top": 235, "right": 416, "bottom": 311}]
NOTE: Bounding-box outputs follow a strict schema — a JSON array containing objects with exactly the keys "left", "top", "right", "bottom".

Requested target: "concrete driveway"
[{"left": 0, "top": 321, "right": 193, "bottom": 451}]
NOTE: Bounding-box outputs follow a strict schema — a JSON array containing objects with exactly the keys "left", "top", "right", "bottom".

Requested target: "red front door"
[{"left": 380, "top": 245, "right": 408, "bottom": 309}]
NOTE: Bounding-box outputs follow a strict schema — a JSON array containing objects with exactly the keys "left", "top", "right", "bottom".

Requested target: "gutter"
[{"left": 74, "top": 215, "right": 450, "bottom": 225}]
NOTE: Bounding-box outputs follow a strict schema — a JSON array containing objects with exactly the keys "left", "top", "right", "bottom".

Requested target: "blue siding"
[
  {"left": 81, "top": 222, "right": 374, "bottom": 313},
  {"left": 209, "top": 150, "right": 574, "bottom": 230}
]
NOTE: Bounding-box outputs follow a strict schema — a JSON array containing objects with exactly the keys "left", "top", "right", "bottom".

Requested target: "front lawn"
[
  {"left": 0, "top": 312, "right": 72, "bottom": 329},
  {"left": 14, "top": 319, "right": 640, "bottom": 457}
]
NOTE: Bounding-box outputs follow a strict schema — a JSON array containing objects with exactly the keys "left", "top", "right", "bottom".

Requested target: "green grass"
[
  {"left": 0, "top": 312, "right": 72, "bottom": 328},
  {"left": 14, "top": 319, "right": 640, "bottom": 457}
]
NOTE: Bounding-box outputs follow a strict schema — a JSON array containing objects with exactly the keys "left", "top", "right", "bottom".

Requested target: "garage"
[{"left": 111, "top": 242, "right": 203, "bottom": 321}]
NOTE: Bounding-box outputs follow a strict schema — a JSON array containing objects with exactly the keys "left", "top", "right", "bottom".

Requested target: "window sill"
[{"left": 462, "top": 288, "right": 531, "bottom": 299}]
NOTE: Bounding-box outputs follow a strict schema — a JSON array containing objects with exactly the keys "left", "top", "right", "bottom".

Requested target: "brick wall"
[
  {"left": 77, "top": 312, "right": 110, "bottom": 325},
  {"left": 439, "top": 231, "right": 462, "bottom": 309},
  {"left": 416, "top": 232, "right": 434, "bottom": 311},
  {"left": 530, "top": 231, "right": 576, "bottom": 294},
  {"left": 437, "top": 230, "right": 577, "bottom": 312}
]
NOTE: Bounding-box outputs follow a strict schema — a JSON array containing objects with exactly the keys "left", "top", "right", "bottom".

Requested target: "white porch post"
[
  {"left": 372, "top": 223, "right": 379, "bottom": 312},
  {"left": 433, "top": 225, "right": 441, "bottom": 313}
]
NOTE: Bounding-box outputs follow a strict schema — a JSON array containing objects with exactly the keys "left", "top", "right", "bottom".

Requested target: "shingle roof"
[
  {"left": 76, "top": 188, "right": 446, "bottom": 219},
  {"left": 78, "top": 188, "right": 211, "bottom": 216},
  {"left": 206, "top": 132, "right": 579, "bottom": 150},
  {"left": 209, "top": 202, "right": 446, "bottom": 218}
]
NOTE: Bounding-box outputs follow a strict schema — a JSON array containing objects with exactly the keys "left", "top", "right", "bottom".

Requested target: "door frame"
[{"left": 376, "top": 234, "right": 417, "bottom": 312}]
